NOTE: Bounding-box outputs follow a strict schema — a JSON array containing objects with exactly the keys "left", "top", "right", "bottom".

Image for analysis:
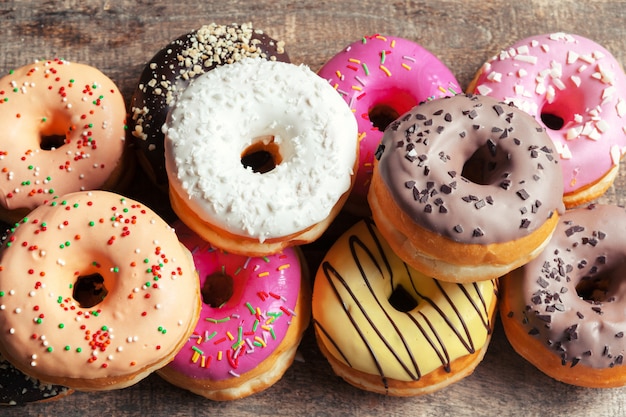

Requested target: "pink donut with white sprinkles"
[
  {"left": 318, "top": 34, "right": 460, "bottom": 215},
  {"left": 469, "top": 32, "right": 626, "bottom": 208},
  {"left": 158, "top": 221, "right": 311, "bottom": 401}
]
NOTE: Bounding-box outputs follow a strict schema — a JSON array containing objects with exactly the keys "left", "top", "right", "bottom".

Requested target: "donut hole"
[
  {"left": 369, "top": 104, "right": 401, "bottom": 132},
  {"left": 575, "top": 268, "right": 623, "bottom": 303},
  {"left": 539, "top": 91, "right": 582, "bottom": 131},
  {"left": 40, "top": 134, "right": 67, "bottom": 151},
  {"left": 241, "top": 135, "right": 283, "bottom": 174},
  {"left": 388, "top": 285, "right": 418, "bottom": 312},
  {"left": 461, "top": 141, "right": 513, "bottom": 185},
  {"left": 201, "top": 272, "right": 234, "bottom": 308},
  {"left": 73, "top": 273, "right": 108, "bottom": 308},
  {"left": 369, "top": 89, "right": 419, "bottom": 132}
]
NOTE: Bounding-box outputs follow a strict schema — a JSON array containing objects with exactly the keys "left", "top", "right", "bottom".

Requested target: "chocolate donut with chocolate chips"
[
  {"left": 501, "top": 204, "right": 626, "bottom": 388},
  {"left": 129, "top": 23, "right": 289, "bottom": 190},
  {"left": 368, "top": 93, "right": 565, "bottom": 283}
]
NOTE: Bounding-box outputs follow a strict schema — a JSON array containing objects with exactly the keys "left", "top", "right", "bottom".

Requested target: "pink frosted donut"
[
  {"left": 158, "top": 221, "right": 310, "bottom": 401},
  {"left": 469, "top": 33, "right": 626, "bottom": 208},
  {"left": 318, "top": 34, "right": 460, "bottom": 215}
]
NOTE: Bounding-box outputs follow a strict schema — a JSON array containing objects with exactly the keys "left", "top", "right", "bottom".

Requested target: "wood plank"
[{"left": 1, "top": 1, "right": 626, "bottom": 415}]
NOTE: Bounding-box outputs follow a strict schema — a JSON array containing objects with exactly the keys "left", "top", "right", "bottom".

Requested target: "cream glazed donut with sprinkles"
[
  {"left": 468, "top": 33, "right": 626, "bottom": 208},
  {"left": 0, "top": 191, "right": 201, "bottom": 391},
  {"left": 158, "top": 221, "right": 310, "bottom": 401},
  {"left": 318, "top": 34, "right": 460, "bottom": 215},
  {"left": 0, "top": 58, "right": 131, "bottom": 223}
]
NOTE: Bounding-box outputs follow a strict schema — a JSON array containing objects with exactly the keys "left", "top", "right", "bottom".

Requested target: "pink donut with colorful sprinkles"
[
  {"left": 318, "top": 34, "right": 460, "bottom": 214},
  {"left": 158, "top": 221, "right": 311, "bottom": 401},
  {"left": 469, "top": 33, "right": 626, "bottom": 208}
]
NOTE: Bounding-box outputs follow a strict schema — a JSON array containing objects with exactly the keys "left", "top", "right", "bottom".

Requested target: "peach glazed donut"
[
  {"left": 368, "top": 94, "right": 565, "bottom": 283},
  {"left": 0, "top": 58, "right": 129, "bottom": 223},
  {"left": 130, "top": 23, "right": 289, "bottom": 191},
  {"left": 164, "top": 58, "right": 358, "bottom": 256},
  {"left": 312, "top": 219, "right": 498, "bottom": 396},
  {"left": 468, "top": 33, "right": 626, "bottom": 208},
  {"left": 500, "top": 204, "right": 626, "bottom": 388},
  {"left": 0, "top": 191, "right": 201, "bottom": 391},
  {"left": 158, "top": 221, "right": 310, "bottom": 401},
  {"left": 318, "top": 34, "right": 460, "bottom": 215}
]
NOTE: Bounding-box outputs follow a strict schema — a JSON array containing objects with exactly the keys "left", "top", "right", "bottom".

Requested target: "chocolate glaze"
[
  {"left": 375, "top": 94, "right": 564, "bottom": 243},
  {"left": 313, "top": 219, "right": 496, "bottom": 389},
  {"left": 129, "top": 23, "right": 289, "bottom": 188},
  {"left": 503, "top": 204, "right": 626, "bottom": 369},
  {"left": 0, "top": 354, "right": 72, "bottom": 405}
]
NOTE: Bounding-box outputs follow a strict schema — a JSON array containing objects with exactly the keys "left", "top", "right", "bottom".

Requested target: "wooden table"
[{"left": 2, "top": 1, "right": 626, "bottom": 415}]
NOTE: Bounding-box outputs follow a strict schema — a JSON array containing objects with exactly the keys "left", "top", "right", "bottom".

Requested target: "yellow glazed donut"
[
  {"left": 0, "top": 191, "right": 201, "bottom": 391},
  {"left": 312, "top": 219, "right": 498, "bottom": 396}
]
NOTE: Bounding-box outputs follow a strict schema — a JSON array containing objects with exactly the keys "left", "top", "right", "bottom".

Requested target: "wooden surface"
[{"left": 2, "top": 0, "right": 626, "bottom": 415}]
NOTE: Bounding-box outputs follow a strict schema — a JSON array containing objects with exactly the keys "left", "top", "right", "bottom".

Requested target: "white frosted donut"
[{"left": 164, "top": 58, "right": 358, "bottom": 256}]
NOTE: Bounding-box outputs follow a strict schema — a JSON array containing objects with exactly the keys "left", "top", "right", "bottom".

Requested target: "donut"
[
  {"left": 468, "top": 32, "right": 626, "bottom": 208},
  {"left": 368, "top": 93, "right": 565, "bottom": 283},
  {"left": 164, "top": 58, "right": 358, "bottom": 256},
  {"left": 0, "top": 353, "right": 73, "bottom": 405},
  {"left": 130, "top": 23, "right": 289, "bottom": 191},
  {"left": 157, "top": 221, "right": 310, "bottom": 401},
  {"left": 0, "top": 58, "right": 130, "bottom": 223},
  {"left": 500, "top": 204, "right": 626, "bottom": 388},
  {"left": 0, "top": 191, "right": 201, "bottom": 391},
  {"left": 312, "top": 219, "right": 498, "bottom": 396},
  {"left": 318, "top": 34, "right": 460, "bottom": 215}
]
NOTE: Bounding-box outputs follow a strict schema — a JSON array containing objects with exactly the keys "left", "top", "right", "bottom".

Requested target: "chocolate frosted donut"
[
  {"left": 500, "top": 204, "right": 626, "bottom": 388},
  {"left": 368, "top": 94, "right": 565, "bottom": 282},
  {"left": 0, "top": 354, "right": 72, "bottom": 405},
  {"left": 129, "top": 23, "right": 289, "bottom": 189}
]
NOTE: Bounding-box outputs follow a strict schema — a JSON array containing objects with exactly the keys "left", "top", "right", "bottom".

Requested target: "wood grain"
[{"left": 2, "top": 0, "right": 626, "bottom": 415}]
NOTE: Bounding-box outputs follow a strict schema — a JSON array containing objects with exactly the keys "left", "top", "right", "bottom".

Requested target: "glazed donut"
[
  {"left": 0, "top": 191, "right": 201, "bottom": 391},
  {"left": 368, "top": 93, "right": 565, "bottom": 283},
  {"left": 468, "top": 32, "right": 626, "bottom": 208},
  {"left": 0, "top": 58, "right": 130, "bottom": 223},
  {"left": 0, "top": 353, "right": 73, "bottom": 405},
  {"left": 130, "top": 23, "right": 289, "bottom": 191},
  {"left": 312, "top": 219, "right": 497, "bottom": 396},
  {"left": 158, "top": 221, "right": 310, "bottom": 401},
  {"left": 164, "top": 58, "right": 358, "bottom": 256},
  {"left": 318, "top": 34, "right": 460, "bottom": 215},
  {"left": 500, "top": 204, "right": 626, "bottom": 388}
]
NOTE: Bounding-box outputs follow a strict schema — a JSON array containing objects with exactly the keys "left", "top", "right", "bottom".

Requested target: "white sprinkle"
[{"left": 514, "top": 55, "right": 538, "bottom": 64}]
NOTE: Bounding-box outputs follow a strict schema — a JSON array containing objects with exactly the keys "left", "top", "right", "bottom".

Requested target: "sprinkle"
[
  {"left": 379, "top": 65, "right": 391, "bottom": 77},
  {"left": 362, "top": 63, "right": 370, "bottom": 76}
]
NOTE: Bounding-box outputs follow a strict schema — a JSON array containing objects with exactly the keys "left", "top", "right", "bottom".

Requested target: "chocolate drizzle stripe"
[{"left": 315, "top": 219, "right": 495, "bottom": 385}]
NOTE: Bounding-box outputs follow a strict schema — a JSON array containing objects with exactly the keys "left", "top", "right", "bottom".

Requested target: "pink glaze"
[
  {"left": 470, "top": 32, "right": 626, "bottom": 195},
  {"left": 318, "top": 34, "right": 460, "bottom": 211},
  {"left": 167, "top": 221, "right": 302, "bottom": 380}
]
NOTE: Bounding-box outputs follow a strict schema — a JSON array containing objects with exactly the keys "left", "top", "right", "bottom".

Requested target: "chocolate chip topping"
[
  {"left": 505, "top": 204, "right": 626, "bottom": 369},
  {"left": 376, "top": 94, "right": 564, "bottom": 243},
  {"left": 129, "top": 23, "right": 289, "bottom": 186}
]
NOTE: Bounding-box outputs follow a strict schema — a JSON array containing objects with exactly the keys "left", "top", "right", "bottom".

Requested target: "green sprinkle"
[
  {"left": 57, "top": 296, "right": 62, "bottom": 303},
  {"left": 41, "top": 117, "right": 47, "bottom": 123},
  {"left": 76, "top": 347, "right": 82, "bottom": 353},
  {"left": 362, "top": 62, "right": 370, "bottom": 76},
  {"left": 262, "top": 256, "right": 270, "bottom": 263},
  {"left": 112, "top": 266, "right": 119, "bottom": 273},
  {"left": 206, "top": 331, "right": 217, "bottom": 341},
  {"left": 0, "top": 291, "right": 5, "bottom": 297},
  {"left": 47, "top": 347, "right": 53, "bottom": 352},
  {"left": 205, "top": 317, "right": 230, "bottom": 324},
  {"left": 58, "top": 323, "right": 64, "bottom": 329},
  {"left": 101, "top": 325, "right": 108, "bottom": 331},
  {"left": 36, "top": 318, "right": 42, "bottom": 324},
  {"left": 158, "top": 326, "right": 167, "bottom": 334},
  {"left": 73, "top": 203, "right": 79, "bottom": 208},
  {"left": 143, "top": 258, "right": 150, "bottom": 264},
  {"left": 88, "top": 221, "right": 95, "bottom": 227},
  {"left": 246, "top": 302, "right": 255, "bottom": 315},
  {"left": 28, "top": 165, "right": 33, "bottom": 170},
  {"left": 191, "top": 346, "right": 204, "bottom": 355},
  {"left": 64, "top": 345, "right": 70, "bottom": 351}
]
